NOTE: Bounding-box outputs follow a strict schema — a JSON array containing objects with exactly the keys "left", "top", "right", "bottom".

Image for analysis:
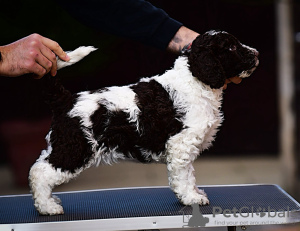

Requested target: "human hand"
[
  {"left": 0, "top": 34, "right": 70, "bottom": 78},
  {"left": 167, "top": 26, "right": 199, "bottom": 54}
]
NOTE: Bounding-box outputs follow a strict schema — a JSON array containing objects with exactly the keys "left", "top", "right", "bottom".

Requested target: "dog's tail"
[
  {"left": 56, "top": 46, "right": 97, "bottom": 70},
  {"left": 44, "top": 46, "right": 97, "bottom": 115}
]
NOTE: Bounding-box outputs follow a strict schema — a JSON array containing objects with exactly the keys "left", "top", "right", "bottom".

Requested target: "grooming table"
[{"left": 0, "top": 184, "right": 300, "bottom": 231}]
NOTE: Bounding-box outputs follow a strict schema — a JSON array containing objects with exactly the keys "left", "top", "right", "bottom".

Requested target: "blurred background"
[{"left": 0, "top": 0, "right": 299, "bottom": 216}]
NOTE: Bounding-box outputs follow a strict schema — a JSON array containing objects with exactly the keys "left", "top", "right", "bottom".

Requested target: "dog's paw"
[
  {"left": 48, "top": 203, "right": 64, "bottom": 216},
  {"left": 181, "top": 193, "right": 210, "bottom": 206},
  {"left": 198, "top": 195, "right": 210, "bottom": 205},
  {"left": 52, "top": 195, "right": 62, "bottom": 205},
  {"left": 195, "top": 187, "right": 207, "bottom": 197},
  {"left": 40, "top": 203, "right": 64, "bottom": 216},
  {"left": 35, "top": 200, "right": 64, "bottom": 215}
]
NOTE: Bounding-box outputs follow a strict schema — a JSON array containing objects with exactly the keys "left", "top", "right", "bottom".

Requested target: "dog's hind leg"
[
  {"left": 29, "top": 131, "right": 82, "bottom": 215},
  {"left": 29, "top": 158, "right": 82, "bottom": 215},
  {"left": 29, "top": 161, "right": 61, "bottom": 215}
]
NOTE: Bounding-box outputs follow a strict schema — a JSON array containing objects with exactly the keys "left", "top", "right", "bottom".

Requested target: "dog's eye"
[{"left": 229, "top": 45, "right": 237, "bottom": 51}]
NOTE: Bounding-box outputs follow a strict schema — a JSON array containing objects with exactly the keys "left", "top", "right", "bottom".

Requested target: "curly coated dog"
[{"left": 29, "top": 30, "right": 259, "bottom": 215}]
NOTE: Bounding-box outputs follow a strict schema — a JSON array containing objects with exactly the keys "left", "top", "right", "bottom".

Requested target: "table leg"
[{"left": 228, "top": 226, "right": 237, "bottom": 231}]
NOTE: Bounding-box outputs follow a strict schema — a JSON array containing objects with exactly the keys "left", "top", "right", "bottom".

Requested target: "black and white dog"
[{"left": 29, "top": 30, "right": 259, "bottom": 215}]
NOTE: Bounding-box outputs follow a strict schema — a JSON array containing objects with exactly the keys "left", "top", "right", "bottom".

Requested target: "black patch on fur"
[
  {"left": 187, "top": 31, "right": 258, "bottom": 89},
  {"left": 45, "top": 77, "right": 94, "bottom": 172},
  {"left": 90, "top": 80, "right": 184, "bottom": 163},
  {"left": 91, "top": 104, "right": 147, "bottom": 162},
  {"left": 89, "top": 88, "right": 109, "bottom": 94},
  {"left": 188, "top": 45, "right": 226, "bottom": 89},
  {"left": 131, "top": 80, "right": 184, "bottom": 154},
  {"left": 47, "top": 113, "right": 94, "bottom": 172}
]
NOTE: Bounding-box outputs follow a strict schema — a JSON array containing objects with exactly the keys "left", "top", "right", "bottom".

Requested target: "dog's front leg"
[{"left": 167, "top": 158, "right": 209, "bottom": 205}]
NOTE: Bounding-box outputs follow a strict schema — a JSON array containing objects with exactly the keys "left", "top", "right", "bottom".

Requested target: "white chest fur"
[{"left": 153, "top": 57, "right": 224, "bottom": 155}]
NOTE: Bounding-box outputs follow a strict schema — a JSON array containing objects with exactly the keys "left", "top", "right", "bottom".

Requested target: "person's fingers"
[
  {"left": 33, "top": 50, "right": 53, "bottom": 75},
  {"left": 40, "top": 45, "right": 58, "bottom": 76},
  {"left": 31, "top": 62, "right": 47, "bottom": 79},
  {"left": 40, "top": 36, "right": 70, "bottom": 62},
  {"left": 24, "top": 48, "right": 50, "bottom": 78}
]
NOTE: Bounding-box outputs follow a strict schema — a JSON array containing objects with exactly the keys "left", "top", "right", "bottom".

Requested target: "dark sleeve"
[{"left": 56, "top": 0, "right": 183, "bottom": 50}]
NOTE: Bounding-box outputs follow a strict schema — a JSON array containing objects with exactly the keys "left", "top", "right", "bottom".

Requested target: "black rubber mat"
[{"left": 1, "top": 184, "right": 299, "bottom": 224}]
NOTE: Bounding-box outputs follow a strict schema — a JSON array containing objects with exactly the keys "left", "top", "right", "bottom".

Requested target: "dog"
[{"left": 29, "top": 30, "right": 259, "bottom": 215}]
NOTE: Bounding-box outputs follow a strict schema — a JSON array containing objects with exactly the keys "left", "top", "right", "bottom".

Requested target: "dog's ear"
[{"left": 188, "top": 45, "right": 226, "bottom": 89}]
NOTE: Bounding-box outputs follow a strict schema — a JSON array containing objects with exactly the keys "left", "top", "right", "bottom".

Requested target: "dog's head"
[{"left": 186, "top": 30, "right": 259, "bottom": 89}]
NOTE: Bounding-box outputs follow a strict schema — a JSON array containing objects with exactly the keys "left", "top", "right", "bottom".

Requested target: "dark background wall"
[{"left": 0, "top": 0, "right": 278, "bottom": 167}]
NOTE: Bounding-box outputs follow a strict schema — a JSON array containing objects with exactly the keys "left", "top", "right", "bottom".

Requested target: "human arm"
[
  {"left": 0, "top": 34, "right": 70, "bottom": 78},
  {"left": 57, "top": 0, "right": 198, "bottom": 53}
]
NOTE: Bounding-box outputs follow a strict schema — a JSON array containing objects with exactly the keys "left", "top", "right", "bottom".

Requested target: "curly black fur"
[
  {"left": 130, "top": 80, "right": 183, "bottom": 154},
  {"left": 43, "top": 76, "right": 94, "bottom": 172},
  {"left": 188, "top": 45, "right": 226, "bottom": 89},
  {"left": 187, "top": 31, "right": 258, "bottom": 89},
  {"left": 91, "top": 104, "right": 148, "bottom": 162}
]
